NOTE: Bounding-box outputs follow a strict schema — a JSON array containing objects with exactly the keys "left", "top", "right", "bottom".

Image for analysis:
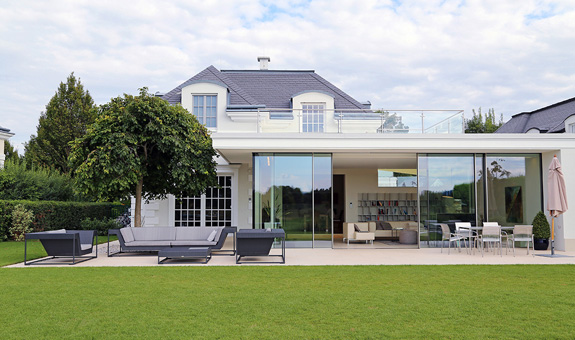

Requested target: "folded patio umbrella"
[{"left": 547, "top": 155, "right": 568, "bottom": 255}]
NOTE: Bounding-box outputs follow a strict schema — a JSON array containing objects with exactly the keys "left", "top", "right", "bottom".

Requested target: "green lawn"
[
  {"left": 1, "top": 265, "right": 574, "bottom": 339},
  {"left": 0, "top": 236, "right": 116, "bottom": 267}
]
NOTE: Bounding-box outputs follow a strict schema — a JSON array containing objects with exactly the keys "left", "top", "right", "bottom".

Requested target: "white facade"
[{"left": 136, "top": 74, "right": 575, "bottom": 251}]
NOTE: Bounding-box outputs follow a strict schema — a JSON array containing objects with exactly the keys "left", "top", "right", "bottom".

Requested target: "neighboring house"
[
  {"left": 0, "top": 125, "right": 15, "bottom": 168},
  {"left": 496, "top": 96, "right": 575, "bottom": 133},
  {"left": 136, "top": 58, "right": 575, "bottom": 252}
]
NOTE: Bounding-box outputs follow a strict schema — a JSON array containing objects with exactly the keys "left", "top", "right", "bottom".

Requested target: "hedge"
[{"left": 0, "top": 200, "right": 128, "bottom": 241}]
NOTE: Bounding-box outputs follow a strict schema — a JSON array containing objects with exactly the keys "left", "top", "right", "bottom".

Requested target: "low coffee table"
[{"left": 158, "top": 247, "right": 211, "bottom": 264}]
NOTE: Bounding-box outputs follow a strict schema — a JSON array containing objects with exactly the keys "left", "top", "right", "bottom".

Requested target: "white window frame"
[
  {"left": 193, "top": 94, "right": 217, "bottom": 128},
  {"left": 169, "top": 166, "right": 239, "bottom": 227},
  {"left": 301, "top": 102, "right": 325, "bottom": 133}
]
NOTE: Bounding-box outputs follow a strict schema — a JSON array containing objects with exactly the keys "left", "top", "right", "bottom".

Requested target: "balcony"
[{"left": 246, "top": 108, "right": 464, "bottom": 134}]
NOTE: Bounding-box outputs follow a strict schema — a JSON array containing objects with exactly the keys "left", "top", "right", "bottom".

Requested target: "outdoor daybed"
[
  {"left": 25, "top": 229, "right": 97, "bottom": 265},
  {"left": 108, "top": 226, "right": 236, "bottom": 256}
]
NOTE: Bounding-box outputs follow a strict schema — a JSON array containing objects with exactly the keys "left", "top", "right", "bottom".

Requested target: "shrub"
[
  {"left": 0, "top": 160, "right": 82, "bottom": 201},
  {"left": 0, "top": 200, "right": 128, "bottom": 240},
  {"left": 9, "top": 204, "right": 34, "bottom": 241},
  {"left": 532, "top": 211, "right": 551, "bottom": 239},
  {"left": 80, "top": 217, "right": 121, "bottom": 236}
]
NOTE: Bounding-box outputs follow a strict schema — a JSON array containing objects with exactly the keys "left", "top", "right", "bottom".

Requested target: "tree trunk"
[{"left": 134, "top": 177, "right": 143, "bottom": 227}]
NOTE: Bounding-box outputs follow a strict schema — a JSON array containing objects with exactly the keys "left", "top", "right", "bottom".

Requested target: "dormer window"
[
  {"left": 193, "top": 95, "right": 217, "bottom": 128},
  {"left": 569, "top": 123, "right": 575, "bottom": 133},
  {"left": 302, "top": 103, "right": 325, "bottom": 133}
]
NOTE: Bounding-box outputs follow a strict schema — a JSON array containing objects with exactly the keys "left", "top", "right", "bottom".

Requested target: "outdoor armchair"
[
  {"left": 508, "top": 225, "right": 534, "bottom": 256},
  {"left": 25, "top": 229, "right": 97, "bottom": 265}
]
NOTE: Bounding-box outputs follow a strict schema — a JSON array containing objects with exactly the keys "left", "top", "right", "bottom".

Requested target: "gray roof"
[
  {"left": 497, "top": 96, "right": 575, "bottom": 133},
  {"left": 162, "top": 65, "right": 366, "bottom": 110},
  {"left": 0, "top": 125, "right": 11, "bottom": 133}
]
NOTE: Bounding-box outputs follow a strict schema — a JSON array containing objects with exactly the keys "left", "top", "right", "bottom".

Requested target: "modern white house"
[
  {"left": 135, "top": 58, "right": 575, "bottom": 251},
  {"left": 0, "top": 125, "right": 14, "bottom": 168}
]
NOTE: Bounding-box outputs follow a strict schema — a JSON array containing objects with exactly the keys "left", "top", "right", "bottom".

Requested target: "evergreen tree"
[
  {"left": 25, "top": 73, "right": 95, "bottom": 173},
  {"left": 3, "top": 140, "right": 21, "bottom": 163},
  {"left": 465, "top": 107, "right": 504, "bottom": 133}
]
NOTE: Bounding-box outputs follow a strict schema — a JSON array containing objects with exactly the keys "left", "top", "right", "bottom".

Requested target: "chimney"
[{"left": 257, "top": 56, "right": 270, "bottom": 70}]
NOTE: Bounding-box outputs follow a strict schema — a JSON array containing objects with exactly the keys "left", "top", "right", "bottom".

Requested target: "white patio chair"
[
  {"left": 440, "top": 224, "right": 465, "bottom": 254},
  {"left": 508, "top": 225, "right": 535, "bottom": 256},
  {"left": 455, "top": 222, "right": 476, "bottom": 253},
  {"left": 479, "top": 225, "right": 503, "bottom": 257},
  {"left": 483, "top": 222, "right": 507, "bottom": 253}
]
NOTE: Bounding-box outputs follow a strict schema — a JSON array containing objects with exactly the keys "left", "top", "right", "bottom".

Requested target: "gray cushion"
[
  {"left": 126, "top": 241, "right": 173, "bottom": 247},
  {"left": 207, "top": 230, "right": 218, "bottom": 241},
  {"left": 131, "top": 227, "right": 176, "bottom": 241},
  {"left": 171, "top": 240, "right": 217, "bottom": 246},
  {"left": 45, "top": 229, "right": 66, "bottom": 234},
  {"left": 175, "top": 227, "right": 202, "bottom": 240},
  {"left": 81, "top": 244, "right": 93, "bottom": 251},
  {"left": 354, "top": 224, "right": 361, "bottom": 232},
  {"left": 120, "top": 228, "right": 135, "bottom": 243}
]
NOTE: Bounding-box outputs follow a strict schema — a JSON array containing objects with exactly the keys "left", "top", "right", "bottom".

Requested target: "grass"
[
  {"left": 0, "top": 236, "right": 116, "bottom": 267},
  {"left": 1, "top": 265, "right": 575, "bottom": 339}
]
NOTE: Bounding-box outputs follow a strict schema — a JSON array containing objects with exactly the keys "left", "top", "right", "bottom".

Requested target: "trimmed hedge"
[{"left": 0, "top": 200, "right": 128, "bottom": 241}]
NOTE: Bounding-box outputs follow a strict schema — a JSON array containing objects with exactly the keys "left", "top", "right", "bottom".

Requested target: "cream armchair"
[{"left": 343, "top": 222, "right": 375, "bottom": 244}]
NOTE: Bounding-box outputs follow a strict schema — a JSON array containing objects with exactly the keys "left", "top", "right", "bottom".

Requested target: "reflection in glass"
[
  {"left": 378, "top": 169, "right": 417, "bottom": 187},
  {"left": 418, "top": 154, "right": 476, "bottom": 246},
  {"left": 253, "top": 153, "right": 332, "bottom": 248},
  {"left": 485, "top": 154, "right": 541, "bottom": 226}
]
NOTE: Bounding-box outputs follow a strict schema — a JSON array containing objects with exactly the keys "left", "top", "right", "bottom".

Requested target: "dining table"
[{"left": 457, "top": 225, "right": 514, "bottom": 254}]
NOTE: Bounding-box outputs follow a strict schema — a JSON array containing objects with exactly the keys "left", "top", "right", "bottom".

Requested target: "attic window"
[
  {"left": 302, "top": 103, "right": 325, "bottom": 133},
  {"left": 193, "top": 95, "right": 217, "bottom": 128}
]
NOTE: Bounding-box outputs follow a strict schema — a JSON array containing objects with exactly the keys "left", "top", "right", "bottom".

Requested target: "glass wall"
[
  {"left": 253, "top": 153, "right": 333, "bottom": 248},
  {"left": 484, "top": 154, "right": 542, "bottom": 226},
  {"left": 418, "top": 154, "right": 476, "bottom": 245},
  {"left": 418, "top": 153, "right": 542, "bottom": 247}
]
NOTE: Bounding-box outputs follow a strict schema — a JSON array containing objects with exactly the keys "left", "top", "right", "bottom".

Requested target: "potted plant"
[{"left": 532, "top": 211, "right": 550, "bottom": 250}]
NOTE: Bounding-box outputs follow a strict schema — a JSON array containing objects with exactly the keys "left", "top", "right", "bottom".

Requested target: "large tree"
[
  {"left": 69, "top": 88, "right": 218, "bottom": 227},
  {"left": 465, "top": 107, "right": 504, "bottom": 133},
  {"left": 26, "top": 72, "right": 95, "bottom": 173}
]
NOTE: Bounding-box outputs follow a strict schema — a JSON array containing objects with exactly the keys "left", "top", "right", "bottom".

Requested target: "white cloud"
[{"left": 1, "top": 0, "right": 575, "bottom": 151}]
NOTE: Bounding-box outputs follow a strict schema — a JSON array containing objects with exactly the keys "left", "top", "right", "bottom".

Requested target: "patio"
[{"left": 7, "top": 238, "right": 575, "bottom": 267}]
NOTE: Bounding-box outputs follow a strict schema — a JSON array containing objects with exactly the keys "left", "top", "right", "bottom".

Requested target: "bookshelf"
[{"left": 357, "top": 192, "right": 418, "bottom": 222}]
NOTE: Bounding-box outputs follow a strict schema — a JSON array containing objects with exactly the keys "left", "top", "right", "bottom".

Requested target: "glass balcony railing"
[{"left": 251, "top": 109, "right": 464, "bottom": 134}]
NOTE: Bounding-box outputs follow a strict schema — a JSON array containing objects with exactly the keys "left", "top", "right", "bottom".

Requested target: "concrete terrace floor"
[{"left": 7, "top": 239, "right": 575, "bottom": 267}]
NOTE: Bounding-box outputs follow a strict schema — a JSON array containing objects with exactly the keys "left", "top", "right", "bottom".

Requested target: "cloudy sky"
[{"left": 1, "top": 0, "right": 575, "bottom": 151}]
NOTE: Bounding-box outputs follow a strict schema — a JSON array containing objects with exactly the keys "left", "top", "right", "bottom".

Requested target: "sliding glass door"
[{"left": 253, "top": 153, "right": 332, "bottom": 248}]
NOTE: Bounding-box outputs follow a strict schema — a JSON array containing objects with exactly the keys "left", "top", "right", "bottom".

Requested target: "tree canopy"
[
  {"left": 26, "top": 72, "right": 95, "bottom": 173},
  {"left": 465, "top": 107, "right": 504, "bottom": 133},
  {"left": 69, "top": 88, "right": 218, "bottom": 226}
]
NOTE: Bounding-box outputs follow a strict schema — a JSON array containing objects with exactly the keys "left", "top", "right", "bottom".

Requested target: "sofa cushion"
[
  {"left": 207, "top": 230, "right": 218, "bottom": 241},
  {"left": 131, "top": 227, "right": 176, "bottom": 241},
  {"left": 171, "top": 240, "right": 218, "bottom": 246},
  {"left": 126, "top": 241, "right": 173, "bottom": 247},
  {"left": 175, "top": 227, "right": 202, "bottom": 240},
  {"left": 120, "top": 228, "right": 135, "bottom": 243},
  {"left": 45, "top": 229, "right": 66, "bottom": 234}
]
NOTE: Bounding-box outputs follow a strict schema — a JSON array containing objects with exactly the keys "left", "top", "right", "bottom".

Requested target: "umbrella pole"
[{"left": 551, "top": 216, "right": 555, "bottom": 256}]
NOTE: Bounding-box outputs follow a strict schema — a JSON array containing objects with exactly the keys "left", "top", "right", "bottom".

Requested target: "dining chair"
[
  {"left": 479, "top": 225, "right": 503, "bottom": 257},
  {"left": 455, "top": 222, "right": 476, "bottom": 253},
  {"left": 508, "top": 225, "right": 534, "bottom": 256},
  {"left": 483, "top": 222, "right": 507, "bottom": 252},
  {"left": 440, "top": 224, "right": 465, "bottom": 254}
]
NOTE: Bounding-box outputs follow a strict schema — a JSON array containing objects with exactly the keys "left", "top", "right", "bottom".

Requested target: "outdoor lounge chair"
[{"left": 24, "top": 229, "right": 97, "bottom": 265}]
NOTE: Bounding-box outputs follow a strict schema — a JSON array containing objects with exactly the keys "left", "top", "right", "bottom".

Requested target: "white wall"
[{"left": 335, "top": 168, "right": 417, "bottom": 223}]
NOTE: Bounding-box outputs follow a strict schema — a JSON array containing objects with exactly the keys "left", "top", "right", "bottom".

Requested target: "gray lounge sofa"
[
  {"left": 25, "top": 229, "right": 97, "bottom": 265},
  {"left": 108, "top": 226, "right": 236, "bottom": 256}
]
